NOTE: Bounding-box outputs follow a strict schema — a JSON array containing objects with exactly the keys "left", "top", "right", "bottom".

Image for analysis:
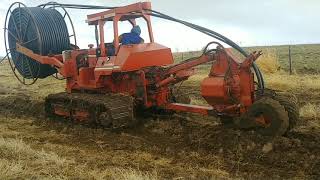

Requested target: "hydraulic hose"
[
  {"left": 144, "top": 10, "right": 265, "bottom": 92},
  {"left": 37, "top": 3, "right": 118, "bottom": 10}
]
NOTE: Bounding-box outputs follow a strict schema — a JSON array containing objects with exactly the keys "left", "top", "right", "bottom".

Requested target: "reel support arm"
[{"left": 16, "top": 43, "right": 65, "bottom": 72}]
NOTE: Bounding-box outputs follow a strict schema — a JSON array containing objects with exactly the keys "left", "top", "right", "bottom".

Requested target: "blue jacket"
[
  {"left": 120, "top": 32, "right": 143, "bottom": 45},
  {"left": 107, "top": 26, "right": 142, "bottom": 56},
  {"left": 120, "top": 25, "right": 143, "bottom": 45}
]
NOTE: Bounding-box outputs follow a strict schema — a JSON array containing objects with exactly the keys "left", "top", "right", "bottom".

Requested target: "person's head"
[{"left": 131, "top": 25, "right": 141, "bottom": 35}]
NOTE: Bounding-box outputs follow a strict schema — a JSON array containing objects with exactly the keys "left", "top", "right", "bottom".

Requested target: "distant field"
[
  {"left": 249, "top": 44, "right": 320, "bottom": 74},
  {"left": 2, "top": 43, "right": 319, "bottom": 74},
  {"left": 173, "top": 44, "right": 320, "bottom": 74}
]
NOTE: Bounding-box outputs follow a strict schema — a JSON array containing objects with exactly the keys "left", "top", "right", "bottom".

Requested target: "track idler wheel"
[{"left": 239, "top": 97, "right": 289, "bottom": 136}]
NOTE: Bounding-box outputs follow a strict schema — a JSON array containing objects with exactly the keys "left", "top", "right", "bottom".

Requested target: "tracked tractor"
[{"left": 3, "top": 2, "right": 299, "bottom": 136}]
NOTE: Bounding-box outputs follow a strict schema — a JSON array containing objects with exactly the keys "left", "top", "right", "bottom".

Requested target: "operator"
[
  {"left": 119, "top": 25, "right": 144, "bottom": 45},
  {"left": 106, "top": 25, "right": 144, "bottom": 56}
]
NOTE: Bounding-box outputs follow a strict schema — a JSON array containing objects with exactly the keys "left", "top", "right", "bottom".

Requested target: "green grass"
[
  {"left": 173, "top": 44, "right": 320, "bottom": 74},
  {"left": 247, "top": 44, "right": 320, "bottom": 74}
]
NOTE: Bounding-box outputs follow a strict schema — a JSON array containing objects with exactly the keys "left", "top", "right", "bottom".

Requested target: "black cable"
[
  {"left": 8, "top": 7, "right": 70, "bottom": 79},
  {"left": 145, "top": 10, "right": 264, "bottom": 92},
  {"left": 38, "top": 3, "right": 118, "bottom": 9}
]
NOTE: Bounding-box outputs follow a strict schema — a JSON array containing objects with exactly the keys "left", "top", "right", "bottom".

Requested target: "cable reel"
[{"left": 4, "top": 2, "right": 75, "bottom": 84}]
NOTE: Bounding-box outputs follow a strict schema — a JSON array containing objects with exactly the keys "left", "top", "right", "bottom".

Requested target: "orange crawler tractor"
[{"left": 4, "top": 2, "right": 299, "bottom": 136}]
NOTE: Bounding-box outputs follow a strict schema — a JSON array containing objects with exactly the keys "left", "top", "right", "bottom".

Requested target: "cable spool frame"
[
  {"left": 4, "top": 2, "right": 77, "bottom": 84},
  {"left": 39, "top": 2, "right": 77, "bottom": 47},
  {"left": 39, "top": 2, "right": 77, "bottom": 81},
  {"left": 4, "top": 2, "right": 42, "bottom": 85}
]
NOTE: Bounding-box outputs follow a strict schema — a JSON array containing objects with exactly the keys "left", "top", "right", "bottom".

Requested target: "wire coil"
[{"left": 6, "top": 4, "right": 70, "bottom": 81}]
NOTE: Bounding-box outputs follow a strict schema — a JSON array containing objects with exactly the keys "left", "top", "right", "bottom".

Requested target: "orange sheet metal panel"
[
  {"left": 201, "top": 76, "right": 228, "bottom": 105},
  {"left": 113, "top": 43, "right": 174, "bottom": 71},
  {"left": 87, "top": 2, "right": 152, "bottom": 25}
]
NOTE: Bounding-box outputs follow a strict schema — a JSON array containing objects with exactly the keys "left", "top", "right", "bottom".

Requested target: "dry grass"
[
  {"left": 187, "top": 70, "right": 320, "bottom": 93},
  {"left": 0, "top": 136, "right": 159, "bottom": 179},
  {"left": 0, "top": 62, "right": 65, "bottom": 100},
  {"left": 83, "top": 168, "right": 158, "bottom": 180},
  {"left": 300, "top": 103, "right": 320, "bottom": 120},
  {"left": 0, "top": 137, "right": 70, "bottom": 179},
  {"left": 255, "top": 48, "right": 280, "bottom": 74},
  {"left": 299, "top": 103, "right": 320, "bottom": 129},
  {"left": 264, "top": 73, "right": 320, "bottom": 91}
]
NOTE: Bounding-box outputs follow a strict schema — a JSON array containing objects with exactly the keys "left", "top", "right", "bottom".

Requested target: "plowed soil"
[{"left": 0, "top": 63, "right": 319, "bottom": 179}]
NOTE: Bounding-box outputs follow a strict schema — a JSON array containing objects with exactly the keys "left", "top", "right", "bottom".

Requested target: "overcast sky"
[{"left": 1, "top": 0, "right": 319, "bottom": 55}]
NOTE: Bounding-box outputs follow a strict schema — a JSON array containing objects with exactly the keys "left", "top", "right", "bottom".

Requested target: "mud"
[{"left": 0, "top": 83, "right": 319, "bottom": 179}]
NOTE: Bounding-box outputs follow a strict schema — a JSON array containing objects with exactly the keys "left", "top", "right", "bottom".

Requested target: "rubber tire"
[
  {"left": 272, "top": 92, "right": 299, "bottom": 132},
  {"left": 260, "top": 89, "right": 299, "bottom": 133},
  {"left": 247, "top": 97, "right": 289, "bottom": 136}
]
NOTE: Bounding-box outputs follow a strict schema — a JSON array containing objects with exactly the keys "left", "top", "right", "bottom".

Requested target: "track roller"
[{"left": 45, "top": 92, "right": 135, "bottom": 129}]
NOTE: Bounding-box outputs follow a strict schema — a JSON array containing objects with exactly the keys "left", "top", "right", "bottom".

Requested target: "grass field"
[
  {"left": 0, "top": 44, "right": 319, "bottom": 179},
  {"left": 174, "top": 43, "right": 320, "bottom": 74}
]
